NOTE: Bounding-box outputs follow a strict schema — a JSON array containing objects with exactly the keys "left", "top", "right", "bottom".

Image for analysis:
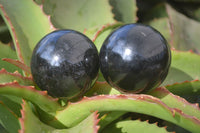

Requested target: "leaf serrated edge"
[
  {"left": 18, "top": 100, "right": 26, "bottom": 133},
  {"left": 0, "top": 81, "right": 58, "bottom": 102},
  {"left": 150, "top": 87, "right": 200, "bottom": 124},
  {"left": 138, "top": 119, "right": 175, "bottom": 133},
  {"left": 0, "top": 81, "right": 61, "bottom": 114},
  {"left": 165, "top": 79, "right": 200, "bottom": 88},
  {"left": 0, "top": 68, "right": 33, "bottom": 82},
  {"left": 93, "top": 111, "right": 100, "bottom": 133},
  {"left": 92, "top": 22, "right": 123, "bottom": 42},
  {"left": 0, "top": 4, "right": 24, "bottom": 63},
  {"left": 159, "top": 86, "right": 200, "bottom": 109},
  {"left": 55, "top": 94, "right": 200, "bottom": 132},
  {"left": 2, "top": 58, "right": 31, "bottom": 76},
  {"left": 35, "top": 1, "right": 56, "bottom": 31}
]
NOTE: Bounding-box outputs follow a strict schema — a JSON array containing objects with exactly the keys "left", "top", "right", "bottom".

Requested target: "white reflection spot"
[
  {"left": 51, "top": 55, "right": 60, "bottom": 66},
  {"left": 123, "top": 48, "right": 132, "bottom": 61},
  {"left": 141, "top": 32, "right": 146, "bottom": 37}
]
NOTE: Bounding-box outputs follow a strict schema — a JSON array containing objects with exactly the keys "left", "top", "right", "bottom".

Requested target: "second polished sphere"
[
  {"left": 99, "top": 24, "right": 171, "bottom": 93},
  {"left": 31, "top": 30, "right": 99, "bottom": 98}
]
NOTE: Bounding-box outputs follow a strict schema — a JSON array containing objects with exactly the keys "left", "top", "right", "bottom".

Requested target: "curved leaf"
[
  {"left": 166, "top": 80, "right": 200, "bottom": 96},
  {"left": 98, "top": 111, "right": 126, "bottom": 132},
  {"left": 109, "top": 0, "right": 137, "bottom": 23},
  {"left": 0, "top": 68, "right": 33, "bottom": 85},
  {"left": 0, "top": 82, "right": 61, "bottom": 114},
  {"left": 0, "top": 102, "right": 20, "bottom": 133},
  {"left": 166, "top": 4, "right": 200, "bottom": 53},
  {"left": 149, "top": 87, "right": 200, "bottom": 120},
  {"left": 41, "top": 0, "right": 115, "bottom": 32},
  {"left": 0, "top": 95, "right": 22, "bottom": 117},
  {"left": 19, "top": 101, "right": 100, "bottom": 133},
  {"left": 49, "top": 94, "right": 200, "bottom": 132},
  {"left": 116, "top": 120, "right": 170, "bottom": 133},
  {"left": 0, "top": 0, "right": 55, "bottom": 66},
  {"left": 162, "top": 50, "right": 200, "bottom": 86},
  {"left": 2, "top": 58, "right": 31, "bottom": 75},
  {"left": 0, "top": 43, "right": 21, "bottom": 73}
]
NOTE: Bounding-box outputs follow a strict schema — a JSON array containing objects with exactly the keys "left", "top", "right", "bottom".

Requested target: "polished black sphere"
[
  {"left": 31, "top": 30, "right": 99, "bottom": 98},
  {"left": 99, "top": 24, "right": 171, "bottom": 93}
]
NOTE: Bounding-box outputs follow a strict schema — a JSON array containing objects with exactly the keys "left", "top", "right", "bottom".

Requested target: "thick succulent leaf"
[
  {"left": 19, "top": 101, "right": 99, "bottom": 133},
  {"left": 149, "top": 87, "right": 200, "bottom": 121},
  {"left": 41, "top": 0, "right": 115, "bottom": 32},
  {"left": 166, "top": 4, "right": 200, "bottom": 53},
  {"left": 0, "top": 0, "right": 55, "bottom": 66},
  {"left": 0, "top": 82, "right": 61, "bottom": 114},
  {"left": 2, "top": 58, "right": 31, "bottom": 76},
  {"left": 166, "top": 80, "right": 200, "bottom": 96},
  {"left": 109, "top": 0, "right": 137, "bottom": 23},
  {"left": 0, "top": 68, "right": 33, "bottom": 85},
  {"left": 98, "top": 111, "right": 126, "bottom": 132},
  {"left": 101, "top": 120, "right": 170, "bottom": 133},
  {"left": 0, "top": 95, "right": 22, "bottom": 117},
  {"left": 86, "top": 81, "right": 112, "bottom": 96},
  {"left": 49, "top": 94, "right": 200, "bottom": 132},
  {"left": 0, "top": 101, "right": 20, "bottom": 133},
  {"left": 162, "top": 50, "right": 200, "bottom": 86},
  {"left": 0, "top": 43, "right": 21, "bottom": 73}
]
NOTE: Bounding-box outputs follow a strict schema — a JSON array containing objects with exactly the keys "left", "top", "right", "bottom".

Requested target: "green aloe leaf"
[
  {"left": 0, "top": 0, "right": 55, "bottom": 66},
  {"left": 0, "top": 43, "right": 21, "bottom": 73},
  {"left": 0, "top": 68, "right": 33, "bottom": 85},
  {"left": 0, "top": 101, "right": 20, "bottom": 133},
  {"left": 19, "top": 101, "right": 99, "bottom": 133},
  {"left": 48, "top": 94, "right": 200, "bottom": 132},
  {"left": 98, "top": 111, "right": 127, "bottom": 132},
  {"left": 166, "top": 4, "right": 200, "bottom": 53},
  {"left": 162, "top": 50, "right": 200, "bottom": 86},
  {"left": 149, "top": 87, "right": 200, "bottom": 120},
  {"left": 0, "top": 82, "right": 61, "bottom": 114},
  {"left": 109, "top": 0, "right": 137, "bottom": 23},
  {"left": 2, "top": 58, "right": 31, "bottom": 76},
  {"left": 166, "top": 80, "right": 200, "bottom": 96},
  {"left": 40, "top": 0, "right": 115, "bottom": 32},
  {"left": 0, "top": 95, "right": 22, "bottom": 117},
  {"left": 101, "top": 120, "right": 171, "bottom": 133}
]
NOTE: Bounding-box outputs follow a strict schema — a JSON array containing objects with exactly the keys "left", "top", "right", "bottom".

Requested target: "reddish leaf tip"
[
  {"left": 0, "top": 5, "right": 24, "bottom": 63},
  {"left": 93, "top": 111, "right": 100, "bottom": 133},
  {"left": 2, "top": 58, "right": 31, "bottom": 75},
  {"left": 18, "top": 100, "right": 26, "bottom": 133},
  {"left": 38, "top": 3, "right": 56, "bottom": 31}
]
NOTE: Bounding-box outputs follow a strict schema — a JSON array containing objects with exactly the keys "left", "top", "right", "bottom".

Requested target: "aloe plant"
[{"left": 0, "top": 0, "right": 200, "bottom": 132}]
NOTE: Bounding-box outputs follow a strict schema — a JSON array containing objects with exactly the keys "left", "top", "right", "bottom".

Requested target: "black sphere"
[
  {"left": 99, "top": 24, "right": 171, "bottom": 93},
  {"left": 31, "top": 30, "right": 99, "bottom": 98}
]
